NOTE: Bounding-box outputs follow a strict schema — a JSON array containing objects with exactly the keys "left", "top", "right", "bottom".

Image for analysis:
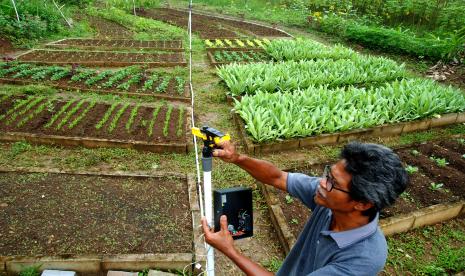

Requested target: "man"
[{"left": 202, "top": 141, "right": 408, "bottom": 275}]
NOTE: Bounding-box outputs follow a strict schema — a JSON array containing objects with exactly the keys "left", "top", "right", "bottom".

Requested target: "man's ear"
[{"left": 354, "top": 201, "right": 374, "bottom": 212}]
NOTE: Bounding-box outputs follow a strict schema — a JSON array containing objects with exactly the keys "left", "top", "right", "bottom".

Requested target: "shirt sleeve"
[{"left": 286, "top": 173, "right": 320, "bottom": 211}]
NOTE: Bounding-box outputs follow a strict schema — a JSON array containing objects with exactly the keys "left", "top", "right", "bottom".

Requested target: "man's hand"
[
  {"left": 213, "top": 140, "right": 240, "bottom": 163},
  {"left": 202, "top": 215, "right": 237, "bottom": 256}
]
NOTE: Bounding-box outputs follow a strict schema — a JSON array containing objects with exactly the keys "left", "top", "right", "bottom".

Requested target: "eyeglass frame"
[{"left": 322, "top": 165, "right": 351, "bottom": 194}]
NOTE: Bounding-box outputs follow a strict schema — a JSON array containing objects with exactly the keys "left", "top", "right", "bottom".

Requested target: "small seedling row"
[
  {"left": 0, "top": 63, "right": 189, "bottom": 99},
  {"left": 47, "top": 38, "right": 184, "bottom": 51},
  {"left": 15, "top": 49, "right": 186, "bottom": 67},
  {"left": 89, "top": 16, "right": 133, "bottom": 38},
  {"left": 0, "top": 95, "right": 189, "bottom": 147},
  {"left": 207, "top": 50, "right": 270, "bottom": 65},
  {"left": 204, "top": 38, "right": 271, "bottom": 50}
]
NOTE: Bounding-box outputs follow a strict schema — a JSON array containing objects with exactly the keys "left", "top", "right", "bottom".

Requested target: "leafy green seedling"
[
  {"left": 430, "top": 156, "right": 449, "bottom": 167},
  {"left": 400, "top": 192, "right": 414, "bottom": 203},
  {"left": 429, "top": 182, "right": 444, "bottom": 191},
  {"left": 285, "top": 194, "right": 294, "bottom": 204},
  {"left": 411, "top": 149, "right": 420, "bottom": 156},
  {"left": 457, "top": 138, "right": 465, "bottom": 145},
  {"left": 405, "top": 165, "right": 418, "bottom": 174},
  {"left": 290, "top": 218, "right": 299, "bottom": 224}
]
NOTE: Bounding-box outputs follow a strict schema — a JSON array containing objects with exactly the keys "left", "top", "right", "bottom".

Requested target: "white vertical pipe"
[
  {"left": 203, "top": 170, "right": 215, "bottom": 276},
  {"left": 10, "top": 0, "right": 20, "bottom": 22}
]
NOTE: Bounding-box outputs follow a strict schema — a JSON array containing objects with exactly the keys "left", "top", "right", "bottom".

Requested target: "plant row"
[
  {"left": 234, "top": 79, "right": 465, "bottom": 142},
  {"left": 204, "top": 38, "right": 271, "bottom": 48},
  {"left": 263, "top": 38, "right": 357, "bottom": 61},
  {"left": 218, "top": 56, "right": 408, "bottom": 95},
  {"left": 0, "top": 95, "right": 186, "bottom": 139},
  {"left": 0, "top": 63, "right": 187, "bottom": 95},
  {"left": 212, "top": 50, "right": 270, "bottom": 63}
]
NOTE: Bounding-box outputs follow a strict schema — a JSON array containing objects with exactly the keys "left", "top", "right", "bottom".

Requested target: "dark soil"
[
  {"left": 139, "top": 8, "right": 289, "bottom": 39},
  {"left": 271, "top": 139, "right": 465, "bottom": 236},
  {"left": 0, "top": 96, "right": 187, "bottom": 143},
  {"left": 89, "top": 17, "right": 133, "bottom": 38},
  {"left": 51, "top": 39, "right": 183, "bottom": 50},
  {"left": 0, "top": 172, "right": 192, "bottom": 255},
  {"left": 17, "top": 50, "right": 185, "bottom": 64},
  {"left": 0, "top": 38, "right": 15, "bottom": 56}
]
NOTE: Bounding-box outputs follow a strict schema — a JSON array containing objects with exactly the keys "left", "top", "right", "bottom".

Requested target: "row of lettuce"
[{"left": 218, "top": 39, "right": 465, "bottom": 142}]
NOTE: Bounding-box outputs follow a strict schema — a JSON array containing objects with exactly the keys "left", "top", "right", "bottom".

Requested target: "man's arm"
[
  {"left": 202, "top": 215, "right": 274, "bottom": 276},
  {"left": 214, "top": 140, "right": 287, "bottom": 191}
]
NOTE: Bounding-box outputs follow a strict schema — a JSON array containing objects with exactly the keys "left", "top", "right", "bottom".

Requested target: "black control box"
[{"left": 213, "top": 187, "right": 253, "bottom": 240}]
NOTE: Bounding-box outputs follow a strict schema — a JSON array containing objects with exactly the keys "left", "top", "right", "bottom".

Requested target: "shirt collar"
[{"left": 321, "top": 212, "right": 380, "bottom": 249}]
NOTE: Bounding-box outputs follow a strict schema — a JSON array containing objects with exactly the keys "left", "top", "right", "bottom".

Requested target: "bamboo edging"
[
  {"left": 260, "top": 182, "right": 465, "bottom": 255},
  {"left": 0, "top": 107, "right": 194, "bottom": 154},
  {"left": 233, "top": 112, "right": 465, "bottom": 155},
  {"left": 0, "top": 168, "right": 205, "bottom": 275}
]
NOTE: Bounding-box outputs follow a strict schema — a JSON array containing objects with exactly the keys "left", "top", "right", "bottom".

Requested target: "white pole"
[
  {"left": 203, "top": 162, "right": 215, "bottom": 276},
  {"left": 10, "top": 0, "right": 20, "bottom": 22},
  {"left": 132, "top": 0, "right": 136, "bottom": 16},
  {"left": 51, "top": 0, "right": 72, "bottom": 28}
]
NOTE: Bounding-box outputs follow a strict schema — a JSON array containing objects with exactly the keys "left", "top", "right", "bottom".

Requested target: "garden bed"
[
  {"left": 0, "top": 63, "right": 190, "bottom": 102},
  {"left": 0, "top": 95, "right": 192, "bottom": 153},
  {"left": 46, "top": 39, "right": 184, "bottom": 52},
  {"left": 260, "top": 138, "right": 465, "bottom": 254},
  {"left": 88, "top": 16, "right": 133, "bottom": 38},
  {"left": 233, "top": 112, "right": 465, "bottom": 154},
  {"left": 137, "top": 8, "right": 290, "bottom": 38},
  {"left": 15, "top": 49, "right": 186, "bottom": 67},
  {"left": 207, "top": 49, "right": 270, "bottom": 65},
  {"left": 0, "top": 169, "right": 204, "bottom": 274}
]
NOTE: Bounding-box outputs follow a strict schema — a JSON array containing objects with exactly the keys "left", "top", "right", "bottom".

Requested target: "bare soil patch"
[
  {"left": 0, "top": 171, "right": 192, "bottom": 255},
  {"left": 0, "top": 38, "right": 15, "bottom": 57},
  {"left": 88, "top": 17, "right": 133, "bottom": 38},
  {"left": 138, "top": 8, "right": 289, "bottom": 38}
]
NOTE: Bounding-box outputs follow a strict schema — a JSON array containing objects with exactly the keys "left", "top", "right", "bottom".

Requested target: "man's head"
[{"left": 315, "top": 142, "right": 408, "bottom": 218}]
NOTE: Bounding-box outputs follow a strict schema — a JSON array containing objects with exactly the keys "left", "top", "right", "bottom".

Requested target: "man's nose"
[{"left": 320, "top": 177, "right": 328, "bottom": 189}]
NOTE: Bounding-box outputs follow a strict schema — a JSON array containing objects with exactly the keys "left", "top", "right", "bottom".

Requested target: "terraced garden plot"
[
  {"left": 137, "top": 8, "right": 289, "bottom": 38},
  {"left": 0, "top": 171, "right": 193, "bottom": 255},
  {"left": 15, "top": 49, "right": 186, "bottom": 67},
  {"left": 265, "top": 138, "right": 465, "bottom": 241},
  {"left": 0, "top": 95, "right": 190, "bottom": 152},
  {"left": 89, "top": 16, "right": 133, "bottom": 38},
  {"left": 47, "top": 38, "right": 184, "bottom": 51},
  {"left": 0, "top": 63, "right": 189, "bottom": 100},
  {"left": 204, "top": 38, "right": 271, "bottom": 50},
  {"left": 208, "top": 50, "right": 270, "bottom": 65}
]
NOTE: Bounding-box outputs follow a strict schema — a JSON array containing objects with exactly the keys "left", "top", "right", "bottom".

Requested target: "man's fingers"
[
  {"left": 201, "top": 217, "right": 213, "bottom": 234},
  {"left": 213, "top": 149, "right": 225, "bottom": 157},
  {"left": 220, "top": 215, "right": 229, "bottom": 232}
]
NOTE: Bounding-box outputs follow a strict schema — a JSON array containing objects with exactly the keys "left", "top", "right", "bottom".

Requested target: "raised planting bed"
[
  {"left": 0, "top": 94, "right": 192, "bottom": 153},
  {"left": 204, "top": 38, "right": 271, "bottom": 50},
  {"left": 46, "top": 38, "right": 184, "bottom": 52},
  {"left": 137, "top": 8, "right": 290, "bottom": 38},
  {"left": 260, "top": 138, "right": 465, "bottom": 254},
  {"left": 207, "top": 49, "right": 270, "bottom": 66},
  {"left": 231, "top": 79, "right": 465, "bottom": 154},
  {"left": 89, "top": 16, "right": 133, "bottom": 38},
  {"left": 0, "top": 63, "right": 190, "bottom": 102},
  {"left": 0, "top": 169, "right": 205, "bottom": 275},
  {"left": 15, "top": 49, "right": 186, "bottom": 67}
]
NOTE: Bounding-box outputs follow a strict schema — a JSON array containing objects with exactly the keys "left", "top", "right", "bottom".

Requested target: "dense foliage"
[{"left": 234, "top": 79, "right": 465, "bottom": 142}]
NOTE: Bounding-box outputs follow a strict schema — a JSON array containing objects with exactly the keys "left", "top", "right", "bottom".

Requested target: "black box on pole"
[{"left": 213, "top": 187, "right": 253, "bottom": 240}]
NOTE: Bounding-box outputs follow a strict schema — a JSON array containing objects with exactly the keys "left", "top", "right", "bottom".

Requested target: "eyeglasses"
[{"left": 322, "top": 165, "right": 351, "bottom": 194}]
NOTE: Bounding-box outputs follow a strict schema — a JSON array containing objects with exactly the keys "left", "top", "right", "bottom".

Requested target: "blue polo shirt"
[{"left": 276, "top": 173, "right": 387, "bottom": 276}]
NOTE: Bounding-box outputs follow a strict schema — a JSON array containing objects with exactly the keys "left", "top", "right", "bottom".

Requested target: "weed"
[
  {"left": 290, "top": 218, "right": 299, "bottom": 224},
  {"left": 400, "top": 192, "right": 414, "bottom": 203},
  {"left": 9, "top": 141, "right": 32, "bottom": 157},
  {"left": 19, "top": 264, "right": 42, "bottom": 276},
  {"left": 261, "top": 256, "right": 283, "bottom": 272},
  {"left": 458, "top": 138, "right": 465, "bottom": 145},
  {"left": 410, "top": 149, "right": 420, "bottom": 156}
]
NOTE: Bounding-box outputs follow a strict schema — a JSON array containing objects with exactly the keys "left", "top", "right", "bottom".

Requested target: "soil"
[
  {"left": 16, "top": 49, "right": 185, "bottom": 64},
  {"left": 88, "top": 17, "right": 133, "bottom": 39},
  {"left": 50, "top": 39, "right": 183, "bottom": 50},
  {"left": 138, "top": 8, "right": 289, "bottom": 39},
  {"left": 0, "top": 95, "right": 187, "bottom": 144},
  {"left": 0, "top": 172, "right": 192, "bottom": 255},
  {"left": 269, "top": 139, "right": 465, "bottom": 236},
  {"left": 0, "top": 38, "right": 15, "bottom": 57},
  {"left": 0, "top": 64, "right": 189, "bottom": 98}
]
